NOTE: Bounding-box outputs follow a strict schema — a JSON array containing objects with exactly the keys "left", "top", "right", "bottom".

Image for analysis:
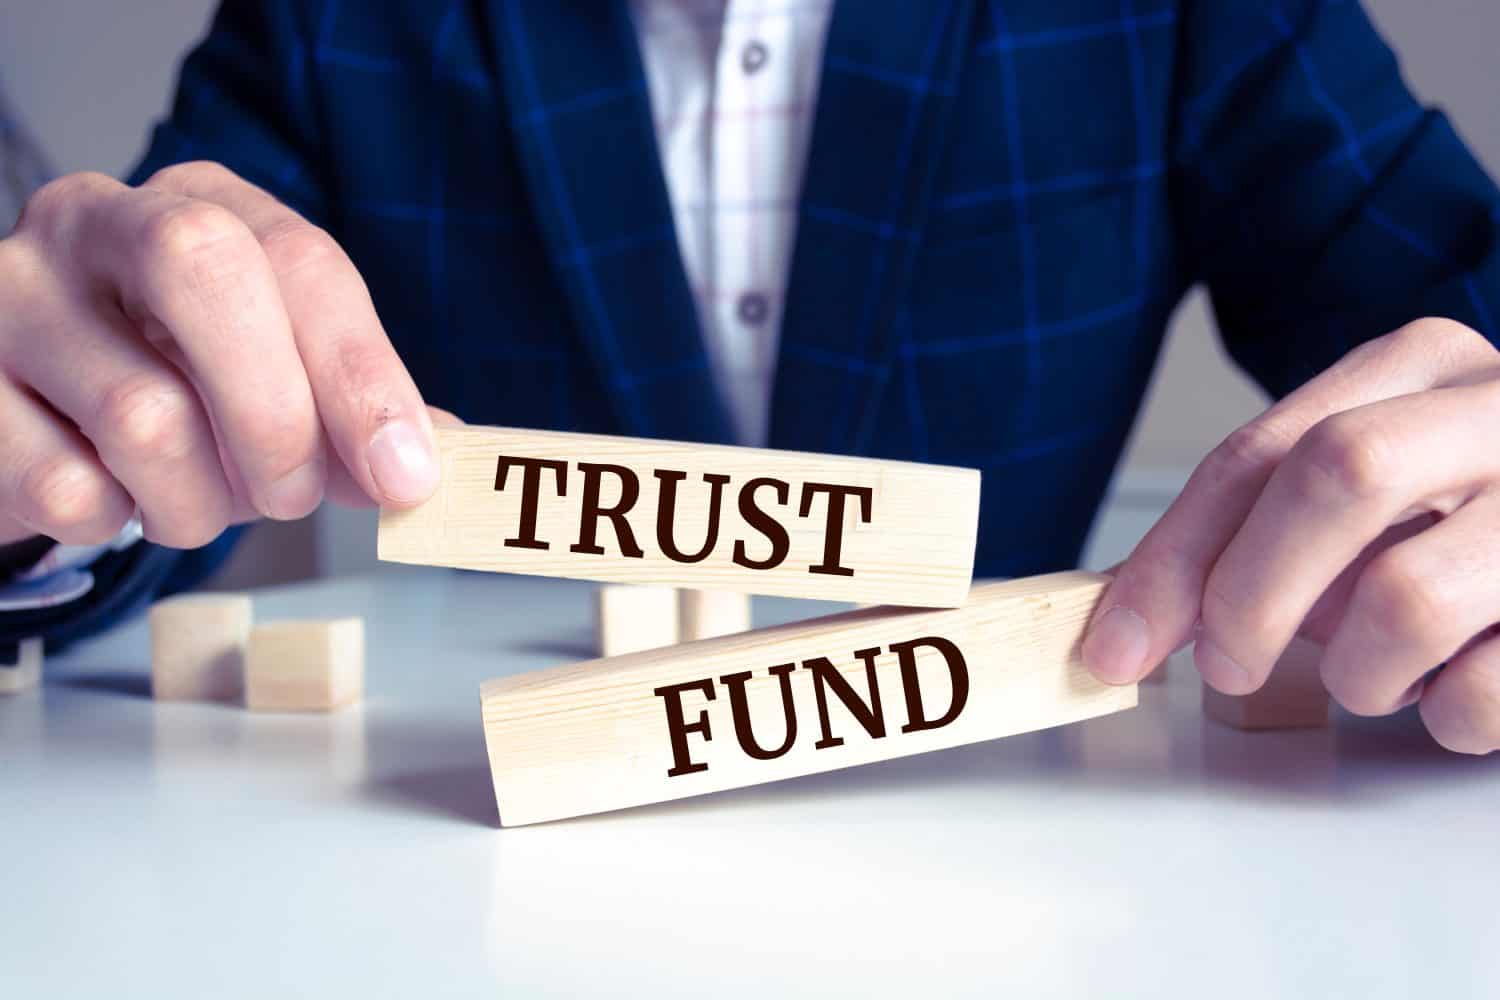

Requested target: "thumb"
[{"left": 325, "top": 404, "right": 461, "bottom": 509}]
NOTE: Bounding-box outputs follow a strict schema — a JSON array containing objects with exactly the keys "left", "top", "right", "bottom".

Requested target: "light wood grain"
[
  {"left": 1201, "top": 636, "right": 1329, "bottom": 730},
  {"left": 482, "top": 571, "right": 1135, "bottom": 825},
  {"left": 245, "top": 618, "right": 365, "bottom": 712},
  {"left": 149, "top": 593, "right": 251, "bottom": 702},
  {"left": 678, "top": 589, "right": 752, "bottom": 643},
  {"left": 596, "top": 585, "right": 679, "bottom": 657},
  {"left": 0, "top": 637, "right": 42, "bottom": 695},
  {"left": 378, "top": 425, "right": 980, "bottom": 607}
]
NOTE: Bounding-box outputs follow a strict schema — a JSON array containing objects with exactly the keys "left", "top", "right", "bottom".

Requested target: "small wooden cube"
[
  {"left": 0, "top": 637, "right": 42, "bottom": 695},
  {"left": 678, "top": 589, "right": 751, "bottom": 643},
  {"left": 595, "top": 585, "right": 679, "bottom": 657},
  {"left": 1202, "top": 636, "right": 1329, "bottom": 730},
  {"left": 245, "top": 618, "right": 364, "bottom": 712},
  {"left": 149, "top": 593, "right": 252, "bottom": 702}
]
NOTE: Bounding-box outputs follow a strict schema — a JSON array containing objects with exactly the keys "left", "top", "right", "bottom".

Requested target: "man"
[{"left": 1, "top": 1, "right": 1498, "bottom": 753}]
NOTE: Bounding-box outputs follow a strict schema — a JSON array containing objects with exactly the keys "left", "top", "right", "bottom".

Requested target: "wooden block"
[
  {"left": 378, "top": 425, "right": 980, "bottom": 607},
  {"left": 1202, "top": 636, "right": 1329, "bottom": 730},
  {"left": 149, "top": 593, "right": 252, "bottom": 702},
  {"left": 483, "top": 571, "right": 1135, "bottom": 826},
  {"left": 596, "top": 585, "right": 679, "bottom": 658},
  {"left": 245, "top": 618, "right": 365, "bottom": 712},
  {"left": 678, "top": 589, "right": 752, "bottom": 643},
  {"left": 0, "top": 637, "right": 42, "bottom": 695}
]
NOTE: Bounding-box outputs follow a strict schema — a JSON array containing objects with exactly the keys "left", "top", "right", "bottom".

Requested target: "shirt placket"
[{"left": 710, "top": 0, "right": 781, "bottom": 445}]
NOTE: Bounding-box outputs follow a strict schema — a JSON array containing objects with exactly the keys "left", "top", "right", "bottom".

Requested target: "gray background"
[{"left": 1, "top": 0, "right": 1497, "bottom": 581}]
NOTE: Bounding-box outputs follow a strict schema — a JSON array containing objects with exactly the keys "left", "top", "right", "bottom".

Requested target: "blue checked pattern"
[{"left": 112, "top": 0, "right": 1500, "bottom": 595}]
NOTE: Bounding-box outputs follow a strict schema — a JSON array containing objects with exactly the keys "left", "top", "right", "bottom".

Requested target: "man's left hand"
[{"left": 1082, "top": 317, "right": 1500, "bottom": 754}]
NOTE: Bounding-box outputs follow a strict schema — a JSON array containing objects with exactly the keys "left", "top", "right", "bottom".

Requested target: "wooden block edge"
[
  {"left": 482, "top": 570, "right": 1126, "bottom": 826},
  {"left": 0, "top": 637, "right": 43, "bottom": 695}
]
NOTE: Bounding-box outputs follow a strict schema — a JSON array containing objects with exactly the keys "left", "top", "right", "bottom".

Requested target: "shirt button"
[
  {"left": 741, "top": 40, "right": 769, "bottom": 75},
  {"left": 736, "top": 291, "right": 769, "bottom": 326}
]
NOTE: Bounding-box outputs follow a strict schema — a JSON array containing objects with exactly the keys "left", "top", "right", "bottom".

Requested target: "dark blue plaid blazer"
[{"left": 27, "top": 0, "right": 1500, "bottom": 640}]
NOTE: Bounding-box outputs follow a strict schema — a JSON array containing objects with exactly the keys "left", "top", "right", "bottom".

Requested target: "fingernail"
[
  {"left": 1395, "top": 679, "right": 1425, "bottom": 711},
  {"left": 1082, "top": 606, "right": 1150, "bottom": 683},
  {"left": 263, "top": 459, "right": 325, "bottom": 520},
  {"left": 367, "top": 420, "right": 440, "bottom": 503},
  {"left": 1195, "top": 637, "right": 1254, "bottom": 694}
]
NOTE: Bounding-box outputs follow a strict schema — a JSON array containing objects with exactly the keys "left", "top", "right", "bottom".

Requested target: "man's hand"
[
  {"left": 1082, "top": 318, "right": 1500, "bottom": 755},
  {"left": 0, "top": 162, "right": 444, "bottom": 550}
]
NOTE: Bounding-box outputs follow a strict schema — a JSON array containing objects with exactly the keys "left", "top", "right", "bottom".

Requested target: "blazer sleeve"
[
  {"left": 0, "top": 2, "right": 329, "bottom": 649},
  {"left": 1170, "top": 0, "right": 1500, "bottom": 397}
]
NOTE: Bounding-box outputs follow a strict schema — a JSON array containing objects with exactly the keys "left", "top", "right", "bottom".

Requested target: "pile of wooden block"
[
  {"left": 11, "top": 424, "right": 1331, "bottom": 828},
  {"left": 369, "top": 425, "right": 1337, "bottom": 825},
  {"left": 149, "top": 593, "right": 364, "bottom": 712},
  {"left": 378, "top": 427, "right": 1147, "bottom": 825}
]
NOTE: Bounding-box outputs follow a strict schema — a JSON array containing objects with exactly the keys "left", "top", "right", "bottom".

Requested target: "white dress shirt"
[{"left": 630, "top": 0, "right": 835, "bottom": 445}]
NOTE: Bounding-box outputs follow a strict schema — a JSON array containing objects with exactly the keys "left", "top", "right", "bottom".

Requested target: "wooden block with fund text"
[
  {"left": 482, "top": 571, "right": 1135, "bottom": 826},
  {"left": 149, "top": 593, "right": 252, "bottom": 702},
  {"left": 378, "top": 426, "right": 980, "bottom": 607},
  {"left": 245, "top": 619, "right": 365, "bottom": 712}
]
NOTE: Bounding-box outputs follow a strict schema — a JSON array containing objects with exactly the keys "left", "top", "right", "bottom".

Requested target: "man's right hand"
[{"left": 0, "top": 161, "right": 444, "bottom": 549}]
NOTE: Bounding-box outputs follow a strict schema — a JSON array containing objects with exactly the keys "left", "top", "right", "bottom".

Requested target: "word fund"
[
  {"left": 479, "top": 573, "right": 1137, "bottom": 826},
  {"left": 654, "top": 636, "right": 968, "bottom": 777}
]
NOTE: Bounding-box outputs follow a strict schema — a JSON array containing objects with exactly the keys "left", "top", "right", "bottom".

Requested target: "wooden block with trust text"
[
  {"left": 378, "top": 426, "right": 980, "bottom": 607},
  {"left": 482, "top": 571, "right": 1135, "bottom": 825},
  {"left": 149, "top": 593, "right": 252, "bottom": 702},
  {"left": 596, "top": 585, "right": 679, "bottom": 657},
  {"left": 0, "top": 637, "right": 42, "bottom": 695},
  {"left": 245, "top": 618, "right": 365, "bottom": 712}
]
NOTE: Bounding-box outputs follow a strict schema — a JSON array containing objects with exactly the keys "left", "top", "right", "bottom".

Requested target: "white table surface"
[{"left": 3, "top": 500, "right": 1498, "bottom": 999}]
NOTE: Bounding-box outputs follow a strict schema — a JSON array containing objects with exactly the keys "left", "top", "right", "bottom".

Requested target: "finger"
[
  {"left": 1302, "top": 317, "right": 1500, "bottom": 396},
  {"left": 323, "top": 404, "right": 465, "bottom": 508},
  {"left": 1420, "top": 630, "right": 1500, "bottom": 755},
  {"left": 1317, "top": 491, "right": 1500, "bottom": 716},
  {"left": 1297, "top": 514, "right": 1438, "bottom": 645},
  {"left": 1198, "top": 384, "right": 1500, "bottom": 695},
  {"left": 426, "top": 405, "right": 465, "bottom": 428},
  {"left": 1081, "top": 321, "right": 1477, "bottom": 685},
  {"left": 145, "top": 163, "right": 438, "bottom": 507},
  {"left": 210, "top": 432, "right": 265, "bottom": 525},
  {"left": 1079, "top": 426, "right": 1280, "bottom": 684},
  {"left": 0, "top": 377, "right": 134, "bottom": 545},
  {"left": 0, "top": 516, "right": 38, "bottom": 547},
  {"left": 11, "top": 302, "right": 235, "bottom": 549},
  {"left": 59, "top": 175, "right": 324, "bottom": 520}
]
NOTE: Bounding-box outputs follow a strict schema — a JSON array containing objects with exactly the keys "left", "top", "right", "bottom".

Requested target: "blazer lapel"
[
  {"left": 483, "top": 0, "right": 734, "bottom": 443},
  {"left": 768, "top": 0, "right": 977, "bottom": 455}
]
